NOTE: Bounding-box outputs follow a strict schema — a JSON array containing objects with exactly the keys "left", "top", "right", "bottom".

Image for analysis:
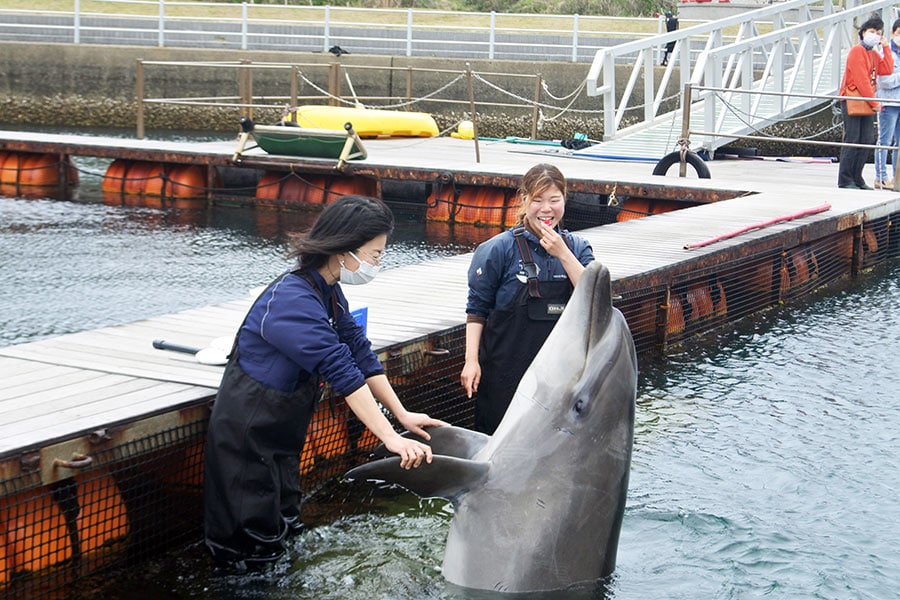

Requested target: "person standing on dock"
[
  {"left": 875, "top": 18, "right": 900, "bottom": 190},
  {"left": 204, "top": 195, "right": 446, "bottom": 569},
  {"left": 661, "top": 11, "right": 678, "bottom": 67},
  {"left": 460, "top": 163, "right": 595, "bottom": 435},
  {"left": 838, "top": 16, "right": 893, "bottom": 190}
]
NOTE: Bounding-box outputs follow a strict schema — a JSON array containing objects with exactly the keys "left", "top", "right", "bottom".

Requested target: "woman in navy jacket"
[
  {"left": 460, "top": 164, "right": 595, "bottom": 434},
  {"left": 204, "top": 195, "right": 445, "bottom": 568}
]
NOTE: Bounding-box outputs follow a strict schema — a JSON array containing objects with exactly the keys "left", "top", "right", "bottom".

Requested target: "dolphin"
[{"left": 345, "top": 260, "right": 637, "bottom": 594}]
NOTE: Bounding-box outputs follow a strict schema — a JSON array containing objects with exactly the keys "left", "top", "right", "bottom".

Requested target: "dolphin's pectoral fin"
[
  {"left": 366, "top": 425, "right": 491, "bottom": 460},
  {"left": 344, "top": 455, "right": 489, "bottom": 503}
]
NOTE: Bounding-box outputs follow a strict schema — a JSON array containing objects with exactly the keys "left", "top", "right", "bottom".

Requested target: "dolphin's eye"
[{"left": 574, "top": 399, "right": 585, "bottom": 414}]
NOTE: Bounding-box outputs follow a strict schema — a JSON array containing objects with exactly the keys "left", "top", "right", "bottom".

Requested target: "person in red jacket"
[{"left": 838, "top": 16, "right": 894, "bottom": 189}]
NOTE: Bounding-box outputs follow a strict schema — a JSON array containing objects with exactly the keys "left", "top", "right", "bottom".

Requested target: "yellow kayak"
[{"left": 284, "top": 105, "right": 438, "bottom": 139}]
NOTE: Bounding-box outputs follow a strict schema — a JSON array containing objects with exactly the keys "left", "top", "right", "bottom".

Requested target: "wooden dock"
[
  {"left": 2, "top": 128, "right": 899, "bottom": 596},
  {"left": 2, "top": 131, "right": 898, "bottom": 461}
]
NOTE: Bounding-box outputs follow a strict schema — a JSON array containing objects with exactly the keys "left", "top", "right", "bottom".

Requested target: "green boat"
[{"left": 232, "top": 117, "right": 367, "bottom": 169}]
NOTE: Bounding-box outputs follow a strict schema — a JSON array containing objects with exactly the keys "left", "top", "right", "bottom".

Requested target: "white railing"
[
  {"left": 588, "top": 0, "right": 900, "bottom": 146},
  {"left": 0, "top": 0, "right": 691, "bottom": 63},
  {"left": 689, "top": 0, "right": 899, "bottom": 152},
  {"left": 586, "top": 0, "right": 834, "bottom": 140}
]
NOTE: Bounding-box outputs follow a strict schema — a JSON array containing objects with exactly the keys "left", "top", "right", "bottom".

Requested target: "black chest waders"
[
  {"left": 474, "top": 228, "right": 573, "bottom": 434},
  {"left": 203, "top": 269, "right": 332, "bottom": 565}
]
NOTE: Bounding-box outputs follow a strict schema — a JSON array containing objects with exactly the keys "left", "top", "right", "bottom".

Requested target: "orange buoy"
[
  {"left": 300, "top": 403, "right": 350, "bottom": 475},
  {"left": 278, "top": 174, "right": 328, "bottom": 205},
  {"left": 355, "top": 428, "right": 380, "bottom": 454},
  {"left": 0, "top": 152, "right": 24, "bottom": 185},
  {"left": 320, "top": 176, "right": 378, "bottom": 204},
  {"left": 102, "top": 159, "right": 131, "bottom": 195},
  {"left": 76, "top": 473, "right": 130, "bottom": 553},
  {"left": 426, "top": 185, "right": 517, "bottom": 227},
  {"left": 256, "top": 171, "right": 285, "bottom": 201},
  {"left": 0, "top": 487, "right": 73, "bottom": 575},
  {"left": 123, "top": 161, "right": 166, "bottom": 197},
  {"left": 685, "top": 282, "right": 714, "bottom": 321},
  {"left": 712, "top": 277, "right": 727, "bottom": 316},
  {"left": 0, "top": 529, "right": 7, "bottom": 584},
  {"left": 165, "top": 164, "right": 210, "bottom": 209},
  {"left": 616, "top": 198, "right": 651, "bottom": 222},
  {"left": 667, "top": 294, "right": 685, "bottom": 334},
  {"left": 165, "top": 164, "right": 204, "bottom": 198}
]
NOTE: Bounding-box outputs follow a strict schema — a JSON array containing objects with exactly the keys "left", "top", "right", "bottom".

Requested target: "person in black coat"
[{"left": 662, "top": 11, "right": 678, "bottom": 67}]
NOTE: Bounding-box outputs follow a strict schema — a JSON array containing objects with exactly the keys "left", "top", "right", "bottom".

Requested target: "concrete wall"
[{"left": 0, "top": 42, "right": 599, "bottom": 128}]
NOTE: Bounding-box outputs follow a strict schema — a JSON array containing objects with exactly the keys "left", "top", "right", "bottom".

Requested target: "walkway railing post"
[
  {"left": 74, "top": 0, "right": 80, "bottom": 44},
  {"left": 136, "top": 59, "right": 145, "bottom": 139},
  {"left": 571, "top": 14, "right": 579, "bottom": 63},
  {"left": 241, "top": 3, "right": 248, "bottom": 51},
  {"left": 323, "top": 6, "right": 330, "bottom": 54},
  {"left": 290, "top": 66, "right": 298, "bottom": 109},
  {"left": 158, "top": 0, "right": 165, "bottom": 48},
  {"left": 489, "top": 13, "right": 496, "bottom": 60},
  {"left": 406, "top": 9, "right": 413, "bottom": 58}
]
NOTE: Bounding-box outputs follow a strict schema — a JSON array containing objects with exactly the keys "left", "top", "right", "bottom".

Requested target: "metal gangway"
[{"left": 579, "top": 0, "right": 899, "bottom": 163}]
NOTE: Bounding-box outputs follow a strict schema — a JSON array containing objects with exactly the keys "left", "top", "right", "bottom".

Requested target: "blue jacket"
[
  {"left": 237, "top": 268, "right": 384, "bottom": 394},
  {"left": 466, "top": 226, "right": 595, "bottom": 319},
  {"left": 876, "top": 41, "right": 900, "bottom": 106}
]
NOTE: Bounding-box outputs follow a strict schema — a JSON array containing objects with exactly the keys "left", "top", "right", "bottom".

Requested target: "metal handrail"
[{"left": 586, "top": 0, "right": 828, "bottom": 140}]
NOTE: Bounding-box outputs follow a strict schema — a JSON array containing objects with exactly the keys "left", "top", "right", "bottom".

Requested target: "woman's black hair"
[
  {"left": 892, "top": 18, "right": 900, "bottom": 34},
  {"left": 288, "top": 194, "right": 394, "bottom": 269},
  {"left": 859, "top": 16, "right": 884, "bottom": 39}
]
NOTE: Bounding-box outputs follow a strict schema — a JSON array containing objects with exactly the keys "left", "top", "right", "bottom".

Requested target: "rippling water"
[
  {"left": 88, "top": 264, "right": 899, "bottom": 600},
  {"left": 2, "top": 139, "right": 899, "bottom": 599}
]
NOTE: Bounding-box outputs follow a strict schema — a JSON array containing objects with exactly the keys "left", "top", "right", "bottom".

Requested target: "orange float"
[
  {"left": 102, "top": 161, "right": 211, "bottom": 208},
  {"left": 0, "top": 153, "right": 24, "bottom": 185},
  {"left": 165, "top": 164, "right": 210, "bottom": 209},
  {"left": 75, "top": 473, "right": 130, "bottom": 553},
  {"left": 257, "top": 173, "right": 376, "bottom": 207},
  {"left": 101, "top": 159, "right": 131, "bottom": 196},
  {"left": 666, "top": 294, "right": 685, "bottom": 334},
  {"left": 0, "top": 487, "right": 73, "bottom": 576},
  {"left": 255, "top": 171, "right": 285, "bottom": 201},
  {"left": 616, "top": 198, "right": 651, "bottom": 222},
  {"left": 300, "top": 402, "right": 350, "bottom": 475},
  {"left": 0, "top": 152, "right": 78, "bottom": 194},
  {"left": 0, "top": 472, "right": 130, "bottom": 582},
  {"left": 426, "top": 185, "right": 517, "bottom": 227}
]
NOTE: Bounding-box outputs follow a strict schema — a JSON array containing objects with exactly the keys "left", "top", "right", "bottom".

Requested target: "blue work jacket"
[
  {"left": 237, "top": 268, "right": 384, "bottom": 395},
  {"left": 466, "top": 226, "right": 595, "bottom": 319}
]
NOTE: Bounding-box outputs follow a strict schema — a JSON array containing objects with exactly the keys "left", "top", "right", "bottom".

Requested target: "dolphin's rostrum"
[{"left": 345, "top": 260, "right": 637, "bottom": 593}]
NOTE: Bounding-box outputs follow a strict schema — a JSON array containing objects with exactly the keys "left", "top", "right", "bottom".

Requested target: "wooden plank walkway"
[{"left": 3, "top": 129, "right": 900, "bottom": 461}]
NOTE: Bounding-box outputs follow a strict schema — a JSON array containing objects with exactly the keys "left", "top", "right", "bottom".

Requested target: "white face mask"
[
  {"left": 339, "top": 251, "right": 380, "bottom": 285},
  {"left": 893, "top": 36, "right": 900, "bottom": 46},
  {"left": 863, "top": 32, "right": 882, "bottom": 48}
]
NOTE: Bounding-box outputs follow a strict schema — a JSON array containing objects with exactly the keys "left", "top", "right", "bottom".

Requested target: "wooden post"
[
  {"left": 290, "top": 66, "right": 298, "bottom": 109},
  {"left": 405, "top": 66, "right": 413, "bottom": 112},
  {"left": 466, "top": 63, "right": 480, "bottom": 164},
  {"left": 531, "top": 73, "right": 541, "bottom": 140},
  {"left": 238, "top": 59, "right": 251, "bottom": 119},
  {"left": 136, "top": 59, "right": 145, "bottom": 139},
  {"left": 680, "top": 83, "right": 692, "bottom": 178}
]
